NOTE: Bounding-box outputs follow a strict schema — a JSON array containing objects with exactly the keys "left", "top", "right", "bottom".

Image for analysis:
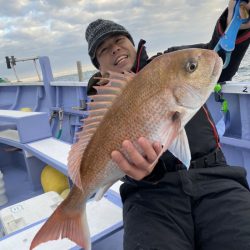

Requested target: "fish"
[{"left": 30, "top": 48, "right": 223, "bottom": 250}]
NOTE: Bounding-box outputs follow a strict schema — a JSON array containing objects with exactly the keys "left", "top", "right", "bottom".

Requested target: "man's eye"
[
  {"left": 100, "top": 48, "right": 107, "bottom": 54},
  {"left": 116, "top": 37, "right": 124, "bottom": 43}
]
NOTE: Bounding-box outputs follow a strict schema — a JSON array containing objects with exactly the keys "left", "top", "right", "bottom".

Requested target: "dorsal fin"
[
  {"left": 93, "top": 86, "right": 121, "bottom": 95},
  {"left": 77, "top": 128, "right": 97, "bottom": 138},
  {"left": 110, "top": 80, "right": 126, "bottom": 88},
  {"left": 87, "top": 101, "right": 112, "bottom": 110},
  {"left": 87, "top": 108, "right": 109, "bottom": 117},
  {"left": 89, "top": 94, "right": 116, "bottom": 102},
  {"left": 82, "top": 116, "right": 104, "bottom": 125},
  {"left": 82, "top": 122, "right": 100, "bottom": 130},
  {"left": 68, "top": 72, "right": 132, "bottom": 189}
]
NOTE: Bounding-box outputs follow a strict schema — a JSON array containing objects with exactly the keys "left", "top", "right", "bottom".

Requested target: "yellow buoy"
[
  {"left": 41, "top": 165, "right": 69, "bottom": 194},
  {"left": 20, "top": 107, "right": 32, "bottom": 112}
]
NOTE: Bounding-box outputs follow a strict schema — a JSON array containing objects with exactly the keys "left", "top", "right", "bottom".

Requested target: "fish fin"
[
  {"left": 87, "top": 108, "right": 109, "bottom": 117},
  {"left": 68, "top": 126, "right": 97, "bottom": 189},
  {"left": 168, "top": 129, "right": 191, "bottom": 168},
  {"left": 78, "top": 127, "right": 97, "bottom": 136},
  {"left": 94, "top": 182, "right": 114, "bottom": 201},
  {"left": 30, "top": 187, "right": 91, "bottom": 250},
  {"left": 68, "top": 118, "right": 104, "bottom": 189},
  {"left": 93, "top": 86, "right": 121, "bottom": 95},
  {"left": 68, "top": 140, "right": 88, "bottom": 189},
  {"left": 160, "top": 112, "right": 182, "bottom": 152},
  {"left": 88, "top": 94, "right": 116, "bottom": 102},
  {"left": 81, "top": 122, "right": 100, "bottom": 131},
  {"left": 87, "top": 101, "right": 112, "bottom": 110},
  {"left": 69, "top": 72, "right": 128, "bottom": 189},
  {"left": 149, "top": 116, "right": 182, "bottom": 170},
  {"left": 82, "top": 116, "right": 103, "bottom": 125},
  {"left": 110, "top": 79, "right": 127, "bottom": 88}
]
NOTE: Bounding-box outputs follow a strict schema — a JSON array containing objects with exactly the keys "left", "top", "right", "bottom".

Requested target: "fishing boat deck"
[{"left": 0, "top": 56, "right": 250, "bottom": 249}]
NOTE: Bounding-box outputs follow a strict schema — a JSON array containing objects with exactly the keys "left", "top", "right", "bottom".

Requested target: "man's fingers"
[
  {"left": 111, "top": 138, "right": 162, "bottom": 181},
  {"left": 111, "top": 150, "right": 148, "bottom": 180},
  {"left": 111, "top": 150, "right": 131, "bottom": 172},
  {"left": 122, "top": 140, "right": 149, "bottom": 169},
  {"left": 138, "top": 137, "right": 159, "bottom": 163},
  {"left": 122, "top": 71, "right": 136, "bottom": 81},
  {"left": 153, "top": 141, "right": 163, "bottom": 155},
  {"left": 227, "top": 0, "right": 250, "bottom": 29}
]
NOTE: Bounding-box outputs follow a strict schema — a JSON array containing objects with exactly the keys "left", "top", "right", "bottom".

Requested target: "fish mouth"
[{"left": 114, "top": 55, "right": 128, "bottom": 66}]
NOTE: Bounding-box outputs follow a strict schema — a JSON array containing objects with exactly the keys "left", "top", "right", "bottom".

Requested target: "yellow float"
[
  {"left": 41, "top": 165, "right": 69, "bottom": 194},
  {"left": 19, "top": 107, "right": 32, "bottom": 112}
]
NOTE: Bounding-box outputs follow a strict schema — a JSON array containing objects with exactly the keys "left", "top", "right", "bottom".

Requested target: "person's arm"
[{"left": 218, "top": 1, "right": 250, "bottom": 82}]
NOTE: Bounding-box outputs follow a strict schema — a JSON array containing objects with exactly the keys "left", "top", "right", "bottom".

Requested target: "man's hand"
[
  {"left": 227, "top": 0, "right": 250, "bottom": 29},
  {"left": 111, "top": 137, "right": 162, "bottom": 181}
]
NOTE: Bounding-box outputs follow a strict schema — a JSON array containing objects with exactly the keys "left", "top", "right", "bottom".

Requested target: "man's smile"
[{"left": 114, "top": 55, "right": 129, "bottom": 65}]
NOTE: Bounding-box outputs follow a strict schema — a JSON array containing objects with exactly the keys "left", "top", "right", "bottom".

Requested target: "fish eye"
[{"left": 186, "top": 60, "right": 198, "bottom": 73}]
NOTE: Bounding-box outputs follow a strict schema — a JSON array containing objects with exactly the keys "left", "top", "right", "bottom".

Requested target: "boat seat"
[{"left": 25, "top": 138, "right": 71, "bottom": 175}]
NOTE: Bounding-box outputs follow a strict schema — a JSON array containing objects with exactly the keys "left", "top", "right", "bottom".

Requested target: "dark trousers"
[{"left": 121, "top": 166, "right": 250, "bottom": 250}]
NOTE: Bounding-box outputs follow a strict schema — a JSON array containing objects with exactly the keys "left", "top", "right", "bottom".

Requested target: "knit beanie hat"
[{"left": 85, "top": 19, "right": 134, "bottom": 68}]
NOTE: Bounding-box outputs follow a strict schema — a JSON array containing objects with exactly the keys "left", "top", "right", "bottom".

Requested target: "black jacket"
[{"left": 87, "top": 8, "right": 250, "bottom": 183}]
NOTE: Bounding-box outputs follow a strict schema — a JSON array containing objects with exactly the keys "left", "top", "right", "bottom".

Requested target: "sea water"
[{"left": 233, "top": 49, "right": 250, "bottom": 82}]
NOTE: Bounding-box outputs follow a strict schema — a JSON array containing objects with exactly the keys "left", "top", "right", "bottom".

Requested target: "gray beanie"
[{"left": 85, "top": 19, "right": 134, "bottom": 68}]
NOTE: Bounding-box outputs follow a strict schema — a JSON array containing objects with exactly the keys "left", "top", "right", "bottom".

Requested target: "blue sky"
[{"left": 0, "top": 1, "right": 238, "bottom": 81}]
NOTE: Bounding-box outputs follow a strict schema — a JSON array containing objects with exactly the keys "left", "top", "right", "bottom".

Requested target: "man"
[{"left": 85, "top": 1, "right": 250, "bottom": 249}]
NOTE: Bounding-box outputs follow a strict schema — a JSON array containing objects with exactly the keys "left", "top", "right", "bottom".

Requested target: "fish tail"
[{"left": 30, "top": 187, "right": 91, "bottom": 250}]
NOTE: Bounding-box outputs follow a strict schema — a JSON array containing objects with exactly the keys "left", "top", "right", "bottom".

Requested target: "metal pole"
[
  {"left": 33, "top": 59, "right": 42, "bottom": 81},
  {"left": 76, "top": 61, "right": 83, "bottom": 82},
  {"left": 12, "top": 65, "right": 21, "bottom": 82},
  {"left": 15, "top": 56, "right": 39, "bottom": 62}
]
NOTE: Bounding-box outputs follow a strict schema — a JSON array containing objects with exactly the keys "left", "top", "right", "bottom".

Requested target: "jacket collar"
[{"left": 131, "top": 39, "right": 149, "bottom": 73}]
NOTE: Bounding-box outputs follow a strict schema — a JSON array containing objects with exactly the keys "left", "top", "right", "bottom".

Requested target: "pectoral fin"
[
  {"left": 94, "top": 182, "right": 114, "bottom": 201},
  {"left": 149, "top": 115, "right": 181, "bottom": 171},
  {"left": 168, "top": 129, "right": 191, "bottom": 168}
]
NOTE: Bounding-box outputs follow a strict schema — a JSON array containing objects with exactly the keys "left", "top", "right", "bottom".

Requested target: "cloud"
[{"left": 0, "top": 0, "right": 239, "bottom": 81}]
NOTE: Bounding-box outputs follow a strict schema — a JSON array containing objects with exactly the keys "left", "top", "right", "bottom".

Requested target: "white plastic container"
[{"left": 0, "top": 171, "right": 8, "bottom": 206}]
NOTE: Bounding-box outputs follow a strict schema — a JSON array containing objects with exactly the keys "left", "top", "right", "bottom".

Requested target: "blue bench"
[{"left": 0, "top": 110, "right": 69, "bottom": 189}]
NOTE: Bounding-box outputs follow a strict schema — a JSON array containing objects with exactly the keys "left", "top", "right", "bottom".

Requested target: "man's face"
[{"left": 96, "top": 35, "right": 137, "bottom": 74}]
